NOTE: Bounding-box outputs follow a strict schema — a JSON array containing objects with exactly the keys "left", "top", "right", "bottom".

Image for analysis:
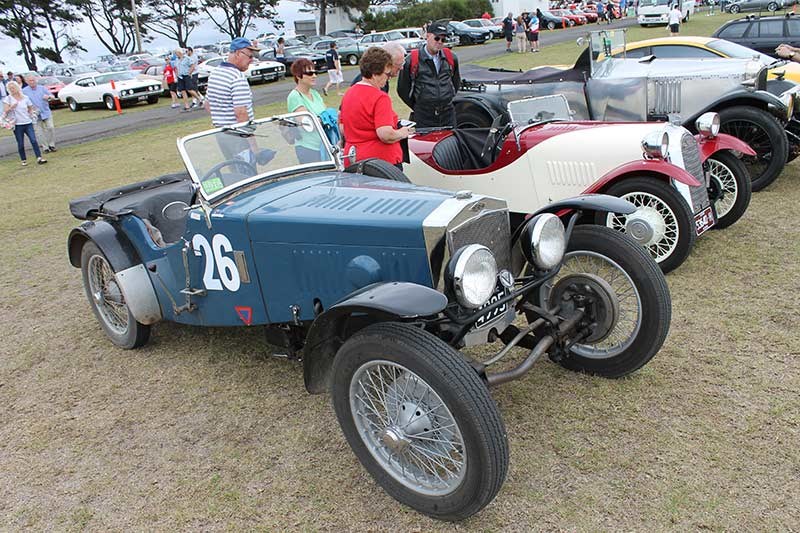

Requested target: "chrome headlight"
[
  {"left": 695, "top": 112, "right": 720, "bottom": 138},
  {"left": 448, "top": 244, "right": 498, "bottom": 309},
  {"left": 642, "top": 130, "right": 669, "bottom": 159},
  {"left": 525, "top": 213, "right": 566, "bottom": 270},
  {"left": 780, "top": 92, "right": 795, "bottom": 119}
]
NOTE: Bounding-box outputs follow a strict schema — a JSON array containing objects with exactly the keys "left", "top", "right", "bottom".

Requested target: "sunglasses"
[
  {"left": 303, "top": 71, "right": 317, "bottom": 76},
  {"left": 433, "top": 35, "right": 446, "bottom": 42},
  {"left": 238, "top": 50, "right": 254, "bottom": 59}
]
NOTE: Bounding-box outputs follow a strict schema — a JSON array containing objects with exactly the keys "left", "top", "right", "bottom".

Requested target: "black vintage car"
[
  {"left": 260, "top": 46, "right": 327, "bottom": 75},
  {"left": 448, "top": 21, "right": 491, "bottom": 44}
]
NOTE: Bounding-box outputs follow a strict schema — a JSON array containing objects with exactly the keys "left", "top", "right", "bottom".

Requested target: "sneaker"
[
  {"left": 43, "top": 148, "right": 51, "bottom": 153},
  {"left": 192, "top": 99, "right": 198, "bottom": 105},
  {"left": 190, "top": 102, "right": 198, "bottom": 108},
  {"left": 49, "top": 146, "right": 57, "bottom": 152},
  {"left": 182, "top": 107, "right": 192, "bottom": 112},
  {"left": 170, "top": 103, "right": 180, "bottom": 109},
  {"left": 534, "top": 49, "right": 540, "bottom": 52},
  {"left": 21, "top": 160, "right": 27, "bottom": 166},
  {"left": 322, "top": 87, "right": 328, "bottom": 96},
  {"left": 37, "top": 157, "right": 47, "bottom": 165}
]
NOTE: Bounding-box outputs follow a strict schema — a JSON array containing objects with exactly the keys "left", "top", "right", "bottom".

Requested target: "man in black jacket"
[{"left": 397, "top": 19, "right": 461, "bottom": 128}]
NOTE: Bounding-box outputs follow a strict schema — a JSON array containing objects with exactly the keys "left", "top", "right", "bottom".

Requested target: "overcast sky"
[{"left": 0, "top": 0, "right": 314, "bottom": 73}]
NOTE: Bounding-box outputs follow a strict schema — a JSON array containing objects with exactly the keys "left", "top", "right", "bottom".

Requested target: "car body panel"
[{"left": 58, "top": 71, "right": 162, "bottom": 106}]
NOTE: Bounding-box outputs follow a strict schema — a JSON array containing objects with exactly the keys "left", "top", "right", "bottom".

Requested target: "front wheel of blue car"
[
  {"left": 532, "top": 226, "right": 671, "bottom": 378},
  {"left": 80, "top": 242, "right": 150, "bottom": 349},
  {"left": 331, "top": 322, "right": 508, "bottom": 521}
]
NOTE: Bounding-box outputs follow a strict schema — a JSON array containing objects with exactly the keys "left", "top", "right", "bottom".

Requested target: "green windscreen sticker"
[{"left": 202, "top": 177, "right": 224, "bottom": 194}]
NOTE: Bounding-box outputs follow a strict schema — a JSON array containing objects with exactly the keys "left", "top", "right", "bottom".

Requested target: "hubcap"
[
  {"left": 607, "top": 192, "right": 679, "bottom": 264},
  {"left": 349, "top": 361, "right": 466, "bottom": 496}
]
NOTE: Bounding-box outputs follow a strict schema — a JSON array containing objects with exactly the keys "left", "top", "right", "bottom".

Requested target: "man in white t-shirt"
[{"left": 668, "top": 5, "right": 682, "bottom": 36}]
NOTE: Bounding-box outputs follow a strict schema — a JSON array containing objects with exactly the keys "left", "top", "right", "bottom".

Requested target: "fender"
[
  {"left": 696, "top": 133, "right": 757, "bottom": 160},
  {"left": 584, "top": 159, "right": 701, "bottom": 193},
  {"left": 530, "top": 194, "right": 636, "bottom": 218},
  {"left": 303, "top": 282, "right": 448, "bottom": 394},
  {"left": 682, "top": 90, "right": 789, "bottom": 124},
  {"left": 67, "top": 219, "right": 162, "bottom": 325}
]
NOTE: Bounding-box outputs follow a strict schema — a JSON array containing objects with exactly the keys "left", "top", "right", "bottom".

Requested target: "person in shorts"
[
  {"left": 323, "top": 41, "right": 343, "bottom": 96},
  {"left": 163, "top": 59, "right": 179, "bottom": 108},
  {"left": 668, "top": 4, "right": 681, "bottom": 35},
  {"left": 502, "top": 12, "right": 514, "bottom": 52},
  {"left": 175, "top": 48, "right": 203, "bottom": 111},
  {"left": 528, "top": 11, "right": 540, "bottom": 52}
]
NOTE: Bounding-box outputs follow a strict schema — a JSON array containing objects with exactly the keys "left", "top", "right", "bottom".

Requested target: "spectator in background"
[
  {"left": 275, "top": 37, "right": 286, "bottom": 64},
  {"left": 502, "top": 12, "right": 514, "bottom": 53},
  {"left": 5, "top": 72, "right": 13, "bottom": 86},
  {"left": 515, "top": 15, "right": 529, "bottom": 53},
  {"left": 163, "top": 59, "right": 179, "bottom": 108},
  {"left": 528, "top": 11, "right": 540, "bottom": 52},
  {"left": 23, "top": 75, "right": 57, "bottom": 153},
  {"left": 287, "top": 58, "right": 326, "bottom": 163},
  {"left": 187, "top": 47, "right": 203, "bottom": 106},
  {"left": 3, "top": 81, "right": 47, "bottom": 166},
  {"left": 668, "top": 4, "right": 682, "bottom": 35},
  {"left": 175, "top": 48, "right": 203, "bottom": 112},
  {"left": 0, "top": 78, "right": 6, "bottom": 99},
  {"left": 206, "top": 37, "right": 259, "bottom": 127},
  {"left": 14, "top": 74, "right": 27, "bottom": 88},
  {"left": 350, "top": 42, "right": 405, "bottom": 92},
  {"left": 597, "top": 1, "right": 606, "bottom": 23},
  {"left": 323, "top": 40, "right": 343, "bottom": 96},
  {"left": 340, "top": 47, "right": 413, "bottom": 169}
]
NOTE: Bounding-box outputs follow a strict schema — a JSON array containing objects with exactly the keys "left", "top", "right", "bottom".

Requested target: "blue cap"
[{"left": 230, "top": 37, "right": 261, "bottom": 52}]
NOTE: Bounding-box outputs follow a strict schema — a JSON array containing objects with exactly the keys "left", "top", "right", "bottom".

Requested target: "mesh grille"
[
  {"left": 449, "top": 210, "right": 511, "bottom": 272},
  {"left": 680, "top": 132, "right": 710, "bottom": 212}
]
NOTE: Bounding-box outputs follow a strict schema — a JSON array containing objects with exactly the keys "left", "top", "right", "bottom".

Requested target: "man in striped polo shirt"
[{"left": 206, "top": 37, "right": 260, "bottom": 127}]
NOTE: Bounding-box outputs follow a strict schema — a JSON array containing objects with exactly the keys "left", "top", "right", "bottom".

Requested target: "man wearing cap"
[
  {"left": 206, "top": 37, "right": 260, "bottom": 127},
  {"left": 397, "top": 19, "right": 460, "bottom": 129}
]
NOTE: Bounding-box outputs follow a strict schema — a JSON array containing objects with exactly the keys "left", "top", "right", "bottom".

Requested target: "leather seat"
[{"left": 432, "top": 135, "right": 465, "bottom": 171}]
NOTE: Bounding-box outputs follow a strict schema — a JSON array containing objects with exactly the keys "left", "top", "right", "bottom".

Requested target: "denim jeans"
[{"left": 13, "top": 122, "right": 41, "bottom": 161}]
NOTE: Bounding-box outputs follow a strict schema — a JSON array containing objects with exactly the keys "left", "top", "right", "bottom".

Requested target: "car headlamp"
[
  {"left": 780, "top": 92, "right": 795, "bottom": 120},
  {"left": 695, "top": 112, "right": 720, "bottom": 139},
  {"left": 520, "top": 213, "right": 566, "bottom": 270},
  {"left": 448, "top": 244, "right": 498, "bottom": 309},
  {"left": 642, "top": 130, "right": 669, "bottom": 159}
]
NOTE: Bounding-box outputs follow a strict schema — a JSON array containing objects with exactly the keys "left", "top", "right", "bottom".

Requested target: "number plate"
[
  {"left": 137, "top": 95, "right": 147, "bottom": 101},
  {"left": 474, "top": 287, "right": 509, "bottom": 329},
  {"left": 694, "top": 206, "right": 716, "bottom": 236}
]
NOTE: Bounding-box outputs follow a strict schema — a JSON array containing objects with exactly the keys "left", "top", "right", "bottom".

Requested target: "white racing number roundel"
[{"left": 191, "top": 234, "right": 241, "bottom": 291}]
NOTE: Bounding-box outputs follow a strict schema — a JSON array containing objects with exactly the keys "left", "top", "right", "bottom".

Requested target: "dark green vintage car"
[{"left": 310, "top": 37, "right": 365, "bottom": 66}]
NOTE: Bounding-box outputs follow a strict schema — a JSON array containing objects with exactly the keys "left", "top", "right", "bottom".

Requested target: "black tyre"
[
  {"left": 707, "top": 151, "right": 752, "bottom": 229},
  {"left": 730, "top": 3, "right": 740, "bottom": 12},
  {"left": 347, "top": 54, "right": 358, "bottom": 66},
  {"left": 768, "top": 1, "right": 778, "bottom": 10},
  {"left": 331, "top": 322, "right": 508, "bottom": 520},
  {"left": 568, "top": 19, "right": 576, "bottom": 26},
  {"left": 597, "top": 177, "right": 696, "bottom": 273},
  {"left": 718, "top": 106, "right": 788, "bottom": 191},
  {"left": 344, "top": 158, "right": 411, "bottom": 182},
  {"left": 147, "top": 94, "right": 158, "bottom": 104},
  {"left": 532, "top": 226, "right": 671, "bottom": 377},
  {"left": 103, "top": 94, "right": 115, "bottom": 110},
  {"left": 455, "top": 105, "right": 495, "bottom": 128},
  {"left": 80, "top": 241, "right": 150, "bottom": 349},
  {"left": 547, "top": 20, "right": 557, "bottom": 30},
  {"left": 67, "top": 98, "right": 79, "bottom": 112}
]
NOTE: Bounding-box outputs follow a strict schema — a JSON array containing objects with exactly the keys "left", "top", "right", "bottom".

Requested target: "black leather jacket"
[{"left": 397, "top": 47, "right": 460, "bottom": 116}]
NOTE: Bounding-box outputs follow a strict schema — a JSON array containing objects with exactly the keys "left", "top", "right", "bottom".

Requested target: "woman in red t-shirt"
[
  {"left": 163, "top": 60, "right": 179, "bottom": 109},
  {"left": 340, "top": 47, "right": 413, "bottom": 168}
]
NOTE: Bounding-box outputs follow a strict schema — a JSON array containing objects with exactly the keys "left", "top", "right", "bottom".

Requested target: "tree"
[
  {"left": 202, "top": 0, "right": 282, "bottom": 40},
  {"left": 300, "top": 0, "right": 370, "bottom": 36},
  {"left": 0, "top": 0, "right": 85, "bottom": 69},
  {"left": 359, "top": 0, "right": 492, "bottom": 32},
  {"left": 141, "top": 0, "right": 200, "bottom": 48},
  {"left": 69, "top": 0, "right": 151, "bottom": 55}
]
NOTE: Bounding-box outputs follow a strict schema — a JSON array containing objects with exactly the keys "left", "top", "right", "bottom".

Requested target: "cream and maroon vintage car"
[{"left": 405, "top": 95, "right": 754, "bottom": 273}]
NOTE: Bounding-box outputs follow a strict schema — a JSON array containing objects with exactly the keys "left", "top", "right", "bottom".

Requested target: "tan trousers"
[
  {"left": 34, "top": 116, "right": 55, "bottom": 149},
  {"left": 516, "top": 33, "right": 528, "bottom": 53}
]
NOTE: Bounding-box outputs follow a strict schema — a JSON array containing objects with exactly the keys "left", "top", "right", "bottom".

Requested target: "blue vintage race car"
[{"left": 67, "top": 112, "right": 672, "bottom": 520}]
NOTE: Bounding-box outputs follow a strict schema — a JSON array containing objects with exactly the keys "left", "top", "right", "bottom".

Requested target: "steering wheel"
[
  {"left": 480, "top": 123, "right": 513, "bottom": 161},
  {"left": 200, "top": 159, "right": 258, "bottom": 185}
]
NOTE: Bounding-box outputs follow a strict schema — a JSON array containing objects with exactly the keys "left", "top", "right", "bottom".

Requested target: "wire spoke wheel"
[
  {"left": 720, "top": 119, "right": 771, "bottom": 181},
  {"left": 707, "top": 158, "right": 737, "bottom": 220},
  {"left": 350, "top": 360, "right": 467, "bottom": 495},
  {"left": 87, "top": 254, "right": 129, "bottom": 335},
  {"left": 541, "top": 251, "right": 642, "bottom": 359},
  {"left": 605, "top": 191, "right": 679, "bottom": 264}
]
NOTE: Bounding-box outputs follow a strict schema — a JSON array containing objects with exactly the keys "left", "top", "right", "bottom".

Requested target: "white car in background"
[
  {"left": 360, "top": 30, "right": 424, "bottom": 51},
  {"left": 395, "top": 27, "right": 459, "bottom": 48},
  {"left": 58, "top": 70, "right": 162, "bottom": 111},
  {"left": 462, "top": 18, "right": 503, "bottom": 39},
  {"left": 197, "top": 56, "right": 285, "bottom": 83}
]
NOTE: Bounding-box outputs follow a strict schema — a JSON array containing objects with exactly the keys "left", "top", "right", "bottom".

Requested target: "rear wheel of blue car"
[
  {"left": 599, "top": 177, "right": 696, "bottom": 273},
  {"left": 532, "top": 225, "right": 671, "bottom": 377},
  {"left": 331, "top": 322, "right": 508, "bottom": 520},
  {"left": 80, "top": 242, "right": 150, "bottom": 349},
  {"left": 718, "top": 106, "right": 788, "bottom": 191},
  {"left": 707, "top": 151, "right": 752, "bottom": 229}
]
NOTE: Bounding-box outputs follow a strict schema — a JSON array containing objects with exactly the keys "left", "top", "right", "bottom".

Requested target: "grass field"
[{"left": 1, "top": 15, "right": 799, "bottom": 530}]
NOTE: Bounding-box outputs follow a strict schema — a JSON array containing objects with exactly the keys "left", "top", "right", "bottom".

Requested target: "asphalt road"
[{"left": 0, "top": 18, "right": 638, "bottom": 159}]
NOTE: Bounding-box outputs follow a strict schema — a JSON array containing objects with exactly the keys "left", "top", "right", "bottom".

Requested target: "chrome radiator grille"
[
  {"left": 680, "top": 132, "right": 710, "bottom": 212},
  {"left": 448, "top": 210, "right": 511, "bottom": 272}
]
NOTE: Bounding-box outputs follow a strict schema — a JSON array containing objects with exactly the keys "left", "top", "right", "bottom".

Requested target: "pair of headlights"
[
  {"left": 447, "top": 214, "right": 567, "bottom": 309},
  {"left": 641, "top": 112, "right": 721, "bottom": 159}
]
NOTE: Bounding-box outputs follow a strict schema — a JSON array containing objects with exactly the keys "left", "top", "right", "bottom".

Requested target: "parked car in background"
[
  {"left": 395, "top": 27, "right": 459, "bottom": 47},
  {"left": 58, "top": 70, "right": 161, "bottom": 111},
  {"left": 197, "top": 56, "right": 285, "bottom": 83},
  {"left": 130, "top": 57, "right": 163, "bottom": 71},
  {"left": 359, "top": 30, "right": 424, "bottom": 51},
  {"left": 637, "top": 0, "right": 695, "bottom": 24},
  {"left": 328, "top": 29, "right": 363, "bottom": 38},
  {"left": 39, "top": 76, "right": 67, "bottom": 107},
  {"left": 723, "top": 0, "right": 786, "bottom": 12},
  {"left": 259, "top": 47, "right": 327, "bottom": 74},
  {"left": 550, "top": 9, "right": 588, "bottom": 25},
  {"left": 536, "top": 9, "right": 570, "bottom": 29},
  {"left": 712, "top": 14, "right": 800, "bottom": 57},
  {"left": 447, "top": 21, "right": 491, "bottom": 44},
  {"left": 41, "top": 63, "right": 95, "bottom": 80},
  {"left": 572, "top": 8, "right": 599, "bottom": 22},
  {"left": 140, "top": 64, "right": 209, "bottom": 95},
  {"left": 462, "top": 18, "right": 504, "bottom": 38},
  {"left": 311, "top": 37, "right": 364, "bottom": 65}
]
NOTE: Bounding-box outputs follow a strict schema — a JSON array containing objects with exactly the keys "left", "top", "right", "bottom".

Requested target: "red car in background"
[
  {"left": 551, "top": 8, "right": 588, "bottom": 24},
  {"left": 39, "top": 76, "right": 67, "bottom": 107},
  {"left": 129, "top": 58, "right": 163, "bottom": 71},
  {"left": 572, "top": 8, "right": 598, "bottom": 22},
  {"left": 583, "top": 2, "right": 621, "bottom": 19}
]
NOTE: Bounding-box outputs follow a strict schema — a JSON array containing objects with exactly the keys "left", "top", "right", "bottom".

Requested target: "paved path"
[{"left": 0, "top": 18, "right": 638, "bottom": 159}]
